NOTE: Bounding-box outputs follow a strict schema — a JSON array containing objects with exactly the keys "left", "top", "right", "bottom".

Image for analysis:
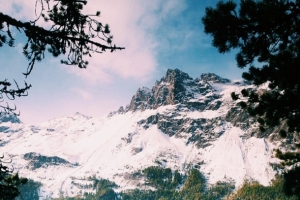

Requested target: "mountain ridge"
[
  {"left": 113, "top": 69, "right": 241, "bottom": 115},
  {"left": 0, "top": 69, "right": 280, "bottom": 199}
]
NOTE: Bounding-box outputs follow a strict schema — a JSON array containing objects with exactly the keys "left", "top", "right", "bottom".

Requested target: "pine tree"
[
  {"left": 0, "top": 0, "right": 124, "bottom": 114},
  {"left": 0, "top": 1, "right": 123, "bottom": 198},
  {"left": 202, "top": 0, "right": 300, "bottom": 197}
]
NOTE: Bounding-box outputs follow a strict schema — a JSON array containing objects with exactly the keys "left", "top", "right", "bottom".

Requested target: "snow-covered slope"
[{"left": 0, "top": 69, "right": 279, "bottom": 198}]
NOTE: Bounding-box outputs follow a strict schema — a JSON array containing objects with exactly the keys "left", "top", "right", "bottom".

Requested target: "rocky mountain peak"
[
  {"left": 125, "top": 69, "right": 227, "bottom": 113},
  {"left": 200, "top": 73, "right": 230, "bottom": 84},
  {"left": 127, "top": 69, "right": 194, "bottom": 112},
  {"left": 0, "top": 69, "right": 278, "bottom": 199},
  {"left": 161, "top": 69, "right": 192, "bottom": 84},
  {"left": 127, "top": 87, "right": 154, "bottom": 112}
]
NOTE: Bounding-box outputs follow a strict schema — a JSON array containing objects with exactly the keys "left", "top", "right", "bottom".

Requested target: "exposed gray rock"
[
  {"left": 0, "top": 126, "right": 9, "bottom": 132},
  {"left": 128, "top": 87, "right": 154, "bottom": 111},
  {"left": 107, "top": 69, "right": 261, "bottom": 147},
  {"left": 23, "top": 152, "right": 77, "bottom": 170},
  {"left": 121, "top": 132, "right": 137, "bottom": 144},
  {"left": 30, "top": 126, "right": 41, "bottom": 133},
  {"left": 128, "top": 69, "right": 193, "bottom": 111},
  {"left": 232, "top": 80, "right": 252, "bottom": 85},
  {"left": 225, "top": 107, "right": 252, "bottom": 129},
  {"left": 200, "top": 73, "right": 231, "bottom": 83},
  {"left": 138, "top": 113, "right": 225, "bottom": 148},
  {"left": 110, "top": 69, "right": 282, "bottom": 146},
  {"left": 132, "top": 147, "right": 143, "bottom": 155},
  {"left": 126, "top": 69, "right": 223, "bottom": 113},
  {"left": 0, "top": 113, "right": 21, "bottom": 123},
  {"left": 0, "top": 140, "right": 9, "bottom": 146}
]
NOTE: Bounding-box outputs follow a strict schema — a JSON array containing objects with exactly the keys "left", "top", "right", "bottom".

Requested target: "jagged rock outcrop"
[
  {"left": 128, "top": 87, "right": 154, "bottom": 111},
  {"left": 0, "top": 113, "right": 21, "bottom": 123},
  {"left": 128, "top": 69, "right": 193, "bottom": 111},
  {"left": 127, "top": 69, "right": 224, "bottom": 112},
  {"left": 0, "top": 114, "right": 22, "bottom": 134},
  {"left": 109, "top": 69, "right": 261, "bottom": 147},
  {"left": 152, "top": 69, "right": 192, "bottom": 106},
  {"left": 138, "top": 113, "right": 225, "bottom": 148},
  {"left": 0, "top": 126, "right": 10, "bottom": 132},
  {"left": 24, "top": 152, "right": 77, "bottom": 170},
  {"left": 200, "top": 73, "right": 230, "bottom": 83},
  {"left": 225, "top": 107, "right": 252, "bottom": 129}
]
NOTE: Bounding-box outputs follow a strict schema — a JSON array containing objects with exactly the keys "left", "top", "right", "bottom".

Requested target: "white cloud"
[
  {"left": 64, "top": 0, "right": 188, "bottom": 84},
  {"left": 0, "top": 0, "right": 34, "bottom": 19},
  {"left": 1, "top": 0, "right": 188, "bottom": 85},
  {"left": 160, "top": 0, "right": 187, "bottom": 18},
  {"left": 72, "top": 88, "right": 93, "bottom": 100}
]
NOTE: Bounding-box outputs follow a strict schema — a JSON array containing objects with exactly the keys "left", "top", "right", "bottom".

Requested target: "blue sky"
[{"left": 0, "top": 0, "right": 245, "bottom": 124}]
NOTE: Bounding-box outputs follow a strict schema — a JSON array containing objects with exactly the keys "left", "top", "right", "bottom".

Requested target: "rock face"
[
  {"left": 128, "top": 69, "right": 191, "bottom": 111},
  {"left": 122, "top": 69, "right": 252, "bottom": 147},
  {"left": 138, "top": 113, "right": 225, "bottom": 148},
  {"left": 121, "top": 69, "right": 282, "bottom": 148},
  {"left": 128, "top": 69, "right": 223, "bottom": 112},
  {"left": 151, "top": 69, "right": 192, "bottom": 106},
  {"left": 128, "top": 87, "right": 154, "bottom": 111},
  {"left": 23, "top": 152, "right": 77, "bottom": 170},
  {"left": 0, "top": 113, "right": 21, "bottom": 123},
  {"left": 200, "top": 73, "right": 231, "bottom": 83}
]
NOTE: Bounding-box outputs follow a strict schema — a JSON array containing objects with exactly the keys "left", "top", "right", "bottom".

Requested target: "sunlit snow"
[{"left": 0, "top": 77, "right": 278, "bottom": 198}]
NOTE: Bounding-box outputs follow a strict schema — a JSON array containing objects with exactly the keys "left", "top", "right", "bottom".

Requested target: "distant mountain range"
[{"left": 0, "top": 69, "right": 281, "bottom": 199}]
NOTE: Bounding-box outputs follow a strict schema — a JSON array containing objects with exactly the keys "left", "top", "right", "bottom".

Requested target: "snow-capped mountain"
[{"left": 0, "top": 69, "right": 280, "bottom": 198}]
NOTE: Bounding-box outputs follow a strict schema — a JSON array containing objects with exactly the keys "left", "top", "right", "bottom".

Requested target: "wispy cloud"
[
  {"left": 72, "top": 88, "right": 93, "bottom": 100},
  {"left": 1, "top": 0, "right": 188, "bottom": 85},
  {"left": 72, "top": 0, "right": 188, "bottom": 84},
  {"left": 0, "top": 0, "right": 35, "bottom": 20}
]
